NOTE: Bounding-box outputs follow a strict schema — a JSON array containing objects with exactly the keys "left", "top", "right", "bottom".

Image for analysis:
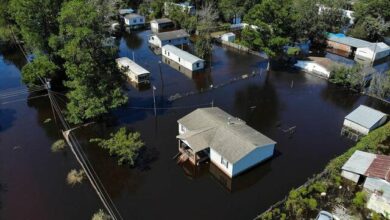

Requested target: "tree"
[
  {"left": 349, "top": 0, "right": 390, "bottom": 41},
  {"left": 91, "top": 127, "right": 144, "bottom": 166},
  {"left": 9, "top": 0, "right": 63, "bottom": 51},
  {"left": 218, "top": 0, "right": 244, "bottom": 23},
  {"left": 52, "top": 0, "right": 127, "bottom": 124},
  {"left": 369, "top": 71, "right": 390, "bottom": 99},
  {"left": 92, "top": 209, "right": 111, "bottom": 220},
  {"left": 195, "top": 2, "right": 218, "bottom": 59},
  {"left": 21, "top": 53, "right": 58, "bottom": 85}
]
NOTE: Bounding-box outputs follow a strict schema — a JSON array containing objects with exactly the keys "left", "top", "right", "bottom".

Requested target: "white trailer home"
[
  {"left": 116, "top": 57, "right": 150, "bottom": 84},
  {"left": 150, "top": 18, "right": 175, "bottom": 33},
  {"left": 343, "top": 105, "right": 387, "bottom": 135},
  {"left": 148, "top": 29, "right": 189, "bottom": 48},
  {"left": 162, "top": 45, "right": 204, "bottom": 71},
  {"left": 124, "top": 13, "right": 145, "bottom": 29},
  {"left": 177, "top": 107, "right": 276, "bottom": 178}
]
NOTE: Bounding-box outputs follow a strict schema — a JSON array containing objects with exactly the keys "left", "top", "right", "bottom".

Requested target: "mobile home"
[
  {"left": 149, "top": 29, "right": 189, "bottom": 48},
  {"left": 150, "top": 18, "right": 175, "bottom": 32},
  {"left": 162, "top": 45, "right": 204, "bottom": 71},
  {"left": 116, "top": 57, "right": 150, "bottom": 84},
  {"left": 124, "top": 13, "right": 145, "bottom": 29}
]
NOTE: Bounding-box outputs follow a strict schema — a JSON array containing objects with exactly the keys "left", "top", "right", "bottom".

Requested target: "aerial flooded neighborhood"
[{"left": 0, "top": 0, "right": 390, "bottom": 219}]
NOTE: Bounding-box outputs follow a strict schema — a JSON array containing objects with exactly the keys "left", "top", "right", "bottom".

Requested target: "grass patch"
[
  {"left": 66, "top": 169, "right": 85, "bottom": 186},
  {"left": 92, "top": 209, "right": 111, "bottom": 220},
  {"left": 51, "top": 139, "right": 66, "bottom": 152}
]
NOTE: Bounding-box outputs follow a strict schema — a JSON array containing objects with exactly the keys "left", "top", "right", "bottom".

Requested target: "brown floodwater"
[{"left": 1, "top": 30, "right": 389, "bottom": 220}]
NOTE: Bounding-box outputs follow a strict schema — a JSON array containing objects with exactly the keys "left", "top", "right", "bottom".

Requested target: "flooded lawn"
[{"left": 1, "top": 30, "right": 390, "bottom": 220}]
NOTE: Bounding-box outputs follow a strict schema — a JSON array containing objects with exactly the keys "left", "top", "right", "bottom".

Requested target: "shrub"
[
  {"left": 66, "top": 169, "right": 85, "bottom": 186},
  {"left": 92, "top": 209, "right": 111, "bottom": 220},
  {"left": 352, "top": 191, "right": 367, "bottom": 210},
  {"left": 51, "top": 139, "right": 66, "bottom": 152}
]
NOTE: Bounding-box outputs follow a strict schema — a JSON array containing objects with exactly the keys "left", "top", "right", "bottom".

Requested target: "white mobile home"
[
  {"left": 162, "top": 45, "right": 204, "bottom": 71},
  {"left": 343, "top": 105, "right": 387, "bottom": 135},
  {"left": 177, "top": 107, "right": 276, "bottom": 178},
  {"left": 124, "top": 13, "right": 145, "bottom": 28},
  {"left": 116, "top": 57, "right": 150, "bottom": 84},
  {"left": 148, "top": 29, "right": 189, "bottom": 48},
  {"left": 150, "top": 18, "right": 175, "bottom": 32},
  {"left": 221, "top": 33, "right": 236, "bottom": 42},
  {"left": 355, "top": 42, "right": 390, "bottom": 63}
]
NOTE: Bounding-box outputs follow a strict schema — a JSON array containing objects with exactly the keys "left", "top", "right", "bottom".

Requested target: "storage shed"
[
  {"left": 343, "top": 105, "right": 387, "bottom": 135},
  {"left": 148, "top": 29, "right": 189, "bottom": 48},
  {"left": 177, "top": 107, "right": 276, "bottom": 178},
  {"left": 116, "top": 57, "right": 150, "bottom": 84},
  {"left": 124, "top": 13, "right": 145, "bottom": 29},
  {"left": 150, "top": 18, "right": 175, "bottom": 32},
  {"left": 355, "top": 42, "right": 390, "bottom": 64},
  {"left": 221, "top": 33, "right": 236, "bottom": 42},
  {"left": 162, "top": 45, "right": 204, "bottom": 71}
]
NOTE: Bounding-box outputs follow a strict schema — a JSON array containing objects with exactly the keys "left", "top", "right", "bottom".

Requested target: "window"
[
  {"left": 221, "top": 157, "right": 228, "bottom": 168},
  {"left": 196, "top": 63, "right": 200, "bottom": 68},
  {"left": 133, "top": 19, "right": 136, "bottom": 23},
  {"left": 169, "top": 40, "right": 172, "bottom": 43},
  {"left": 178, "top": 58, "right": 181, "bottom": 62},
  {"left": 140, "top": 18, "right": 143, "bottom": 22}
]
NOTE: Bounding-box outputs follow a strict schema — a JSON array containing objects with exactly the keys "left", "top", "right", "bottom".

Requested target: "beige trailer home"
[{"left": 116, "top": 57, "right": 150, "bottom": 84}]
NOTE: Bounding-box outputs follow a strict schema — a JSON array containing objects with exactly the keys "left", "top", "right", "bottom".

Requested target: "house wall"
[
  {"left": 221, "top": 34, "right": 235, "bottom": 42},
  {"left": 162, "top": 47, "right": 204, "bottom": 71},
  {"left": 294, "top": 61, "right": 330, "bottom": 78},
  {"left": 232, "top": 144, "right": 274, "bottom": 177},
  {"left": 210, "top": 148, "right": 234, "bottom": 177},
  {"left": 148, "top": 36, "right": 188, "bottom": 48},
  {"left": 327, "top": 40, "right": 352, "bottom": 53},
  {"left": 343, "top": 119, "right": 370, "bottom": 135},
  {"left": 372, "top": 115, "right": 388, "bottom": 131},
  {"left": 355, "top": 47, "right": 390, "bottom": 63},
  {"left": 150, "top": 22, "right": 159, "bottom": 31},
  {"left": 341, "top": 170, "right": 361, "bottom": 183},
  {"left": 125, "top": 16, "right": 145, "bottom": 26}
]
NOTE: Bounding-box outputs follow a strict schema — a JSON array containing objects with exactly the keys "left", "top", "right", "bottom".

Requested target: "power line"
[{"left": 0, "top": 94, "right": 49, "bottom": 105}]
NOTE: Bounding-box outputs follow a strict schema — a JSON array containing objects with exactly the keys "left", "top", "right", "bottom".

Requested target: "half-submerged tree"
[
  {"left": 194, "top": 2, "right": 218, "bottom": 59},
  {"left": 91, "top": 127, "right": 144, "bottom": 166}
]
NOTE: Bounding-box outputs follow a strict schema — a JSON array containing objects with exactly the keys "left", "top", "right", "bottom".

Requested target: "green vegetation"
[
  {"left": 91, "top": 127, "right": 144, "bottom": 166},
  {"left": 66, "top": 169, "right": 85, "bottom": 186},
  {"left": 21, "top": 53, "right": 58, "bottom": 86},
  {"left": 92, "top": 209, "right": 111, "bottom": 220},
  {"left": 348, "top": 0, "right": 390, "bottom": 41},
  {"left": 194, "top": 2, "right": 218, "bottom": 59},
  {"left": 51, "top": 139, "right": 66, "bottom": 152},
  {"left": 257, "top": 122, "right": 390, "bottom": 219},
  {"left": 329, "top": 64, "right": 364, "bottom": 91}
]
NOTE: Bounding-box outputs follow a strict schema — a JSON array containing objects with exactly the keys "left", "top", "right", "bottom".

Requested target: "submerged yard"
[{"left": 1, "top": 30, "right": 390, "bottom": 219}]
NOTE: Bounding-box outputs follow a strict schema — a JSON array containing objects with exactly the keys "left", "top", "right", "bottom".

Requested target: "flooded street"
[{"left": 1, "top": 30, "right": 389, "bottom": 220}]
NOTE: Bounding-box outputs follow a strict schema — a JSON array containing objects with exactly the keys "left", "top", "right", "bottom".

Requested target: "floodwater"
[{"left": 1, "top": 30, "right": 390, "bottom": 220}]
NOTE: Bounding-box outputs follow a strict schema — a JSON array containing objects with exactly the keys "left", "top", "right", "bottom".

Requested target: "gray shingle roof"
[
  {"left": 162, "top": 45, "right": 204, "bottom": 64},
  {"left": 155, "top": 29, "right": 189, "bottom": 41},
  {"left": 177, "top": 107, "right": 276, "bottom": 163},
  {"left": 345, "top": 105, "right": 387, "bottom": 129}
]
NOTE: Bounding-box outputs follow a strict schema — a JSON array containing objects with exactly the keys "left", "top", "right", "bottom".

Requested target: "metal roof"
[
  {"left": 366, "top": 154, "right": 390, "bottom": 181},
  {"left": 162, "top": 45, "right": 204, "bottom": 64},
  {"left": 345, "top": 105, "right": 387, "bottom": 129},
  {"left": 364, "top": 177, "right": 390, "bottom": 201},
  {"left": 328, "top": 34, "right": 373, "bottom": 48},
  {"left": 118, "top": 8, "right": 134, "bottom": 15},
  {"left": 116, "top": 57, "right": 149, "bottom": 76},
  {"left": 124, "top": 13, "right": 144, "bottom": 19},
  {"left": 155, "top": 29, "right": 189, "bottom": 41},
  {"left": 342, "top": 150, "right": 376, "bottom": 175},
  {"left": 151, "top": 18, "right": 173, "bottom": 24},
  {"left": 177, "top": 107, "right": 276, "bottom": 163}
]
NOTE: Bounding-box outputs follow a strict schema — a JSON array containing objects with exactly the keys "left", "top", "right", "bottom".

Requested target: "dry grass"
[
  {"left": 92, "top": 209, "right": 111, "bottom": 220},
  {"left": 66, "top": 169, "right": 85, "bottom": 186},
  {"left": 51, "top": 139, "right": 66, "bottom": 152}
]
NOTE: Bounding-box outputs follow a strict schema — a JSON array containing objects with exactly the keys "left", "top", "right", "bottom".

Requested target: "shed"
[
  {"left": 294, "top": 61, "right": 331, "bottom": 78},
  {"left": 343, "top": 105, "right": 387, "bottom": 135},
  {"left": 327, "top": 33, "right": 372, "bottom": 54},
  {"left": 150, "top": 18, "right": 175, "bottom": 32},
  {"left": 341, "top": 150, "right": 377, "bottom": 182},
  {"left": 116, "top": 57, "right": 150, "bottom": 84},
  {"left": 221, "top": 33, "right": 236, "bottom": 43},
  {"left": 177, "top": 107, "right": 276, "bottom": 177},
  {"left": 124, "top": 13, "right": 145, "bottom": 28},
  {"left": 148, "top": 29, "right": 189, "bottom": 48},
  {"left": 162, "top": 45, "right": 204, "bottom": 71},
  {"left": 355, "top": 42, "right": 390, "bottom": 63}
]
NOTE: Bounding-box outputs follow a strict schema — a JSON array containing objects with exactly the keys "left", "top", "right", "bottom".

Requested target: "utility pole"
[{"left": 152, "top": 85, "right": 157, "bottom": 116}]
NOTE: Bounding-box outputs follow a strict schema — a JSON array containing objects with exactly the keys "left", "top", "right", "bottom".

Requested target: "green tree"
[
  {"left": 9, "top": 0, "right": 63, "bottom": 51},
  {"left": 218, "top": 0, "right": 244, "bottom": 23},
  {"left": 91, "top": 127, "right": 144, "bottom": 166},
  {"left": 52, "top": 0, "right": 127, "bottom": 124},
  {"left": 21, "top": 53, "right": 58, "bottom": 85},
  {"left": 194, "top": 2, "right": 218, "bottom": 59}
]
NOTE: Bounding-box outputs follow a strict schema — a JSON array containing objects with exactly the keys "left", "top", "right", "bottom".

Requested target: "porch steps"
[{"left": 177, "top": 153, "right": 189, "bottom": 165}]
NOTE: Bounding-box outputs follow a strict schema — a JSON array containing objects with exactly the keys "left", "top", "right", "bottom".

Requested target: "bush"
[
  {"left": 90, "top": 127, "right": 144, "bottom": 166},
  {"left": 352, "top": 191, "right": 367, "bottom": 210},
  {"left": 92, "top": 209, "right": 111, "bottom": 220},
  {"left": 66, "top": 169, "right": 85, "bottom": 186},
  {"left": 51, "top": 139, "right": 66, "bottom": 152}
]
